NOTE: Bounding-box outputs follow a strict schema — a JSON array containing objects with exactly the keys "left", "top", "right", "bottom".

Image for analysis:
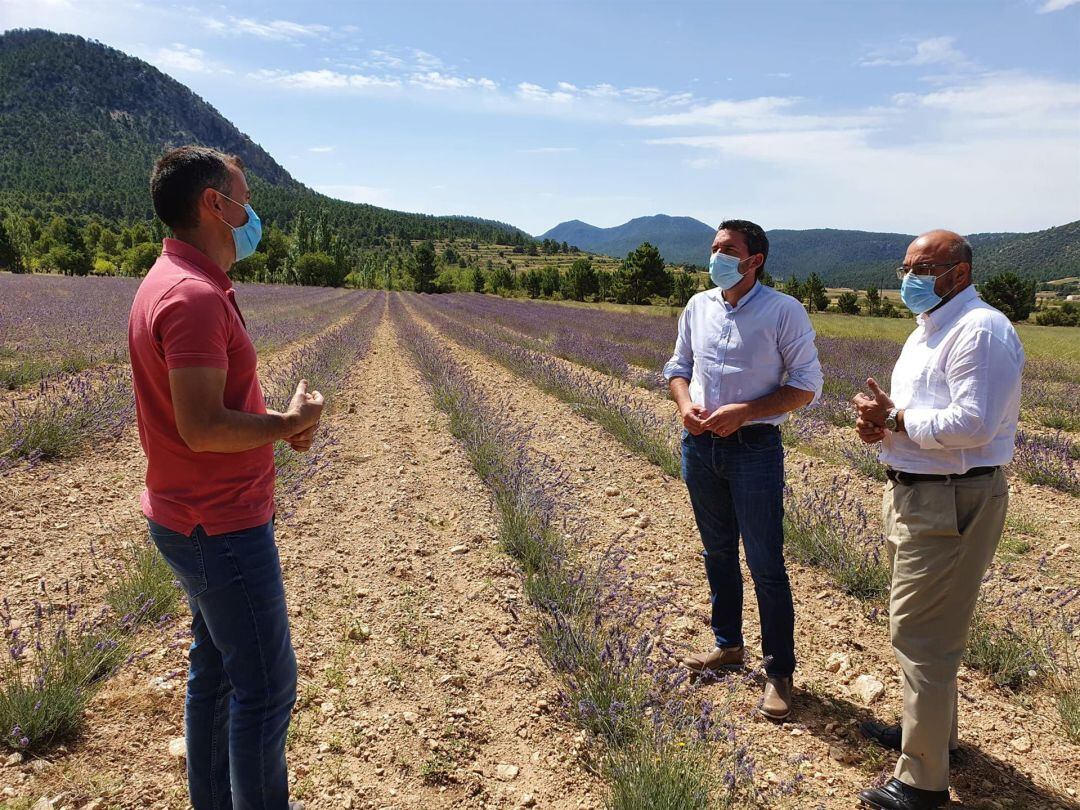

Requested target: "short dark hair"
[
  {"left": 718, "top": 219, "right": 769, "bottom": 277},
  {"left": 151, "top": 146, "right": 243, "bottom": 230}
]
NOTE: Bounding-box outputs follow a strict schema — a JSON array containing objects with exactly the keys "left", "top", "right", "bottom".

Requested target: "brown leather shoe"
[
  {"left": 681, "top": 645, "right": 744, "bottom": 675},
  {"left": 760, "top": 676, "right": 792, "bottom": 721}
]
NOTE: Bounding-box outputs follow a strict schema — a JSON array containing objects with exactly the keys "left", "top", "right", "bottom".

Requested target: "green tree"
[
  {"left": 0, "top": 218, "right": 22, "bottom": 271},
  {"left": 1034, "top": 301, "right": 1079, "bottom": 327},
  {"left": 781, "top": 275, "right": 804, "bottom": 303},
  {"left": 805, "top": 272, "right": 829, "bottom": 312},
  {"left": 295, "top": 251, "right": 338, "bottom": 287},
  {"left": 521, "top": 267, "right": 544, "bottom": 298},
  {"left": 865, "top": 286, "right": 882, "bottom": 316},
  {"left": 614, "top": 242, "right": 671, "bottom": 304},
  {"left": 119, "top": 242, "right": 159, "bottom": 277},
  {"left": 562, "top": 256, "right": 598, "bottom": 301},
  {"left": 467, "top": 266, "right": 486, "bottom": 293},
  {"left": 836, "top": 291, "right": 860, "bottom": 315},
  {"left": 672, "top": 272, "right": 698, "bottom": 306},
  {"left": 980, "top": 271, "right": 1037, "bottom": 322},
  {"left": 488, "top": 265, "right": 515, "bottom": 295},
  {"left": 42, "top": 244, "right": 91, "bottom": 276},
  {"left": 413, "top": 241, "right": 437, "bottom": 293},
  {"left": 540, "top": 265, "right": 561, "bottom": 298}
]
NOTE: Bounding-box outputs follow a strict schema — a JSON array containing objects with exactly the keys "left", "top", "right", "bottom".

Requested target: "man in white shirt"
[
  {"left": 664, "top": 219, "right": 823, "bottom": 721},
  {"left": 851, "top": 230, "right": 1024, "bottom": 810}
]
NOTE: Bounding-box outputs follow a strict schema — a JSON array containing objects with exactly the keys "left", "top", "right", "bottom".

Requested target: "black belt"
[
  {"left": 886, "top": 466, "right": 998, "bottom": 485},
  {"left": 700, "top": 424, "right": 779, "bottom": 440}
]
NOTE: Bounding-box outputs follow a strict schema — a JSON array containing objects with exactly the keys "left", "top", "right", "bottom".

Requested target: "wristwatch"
[{"left": 884, "top": 407, "right": 899, "bottom": 432}]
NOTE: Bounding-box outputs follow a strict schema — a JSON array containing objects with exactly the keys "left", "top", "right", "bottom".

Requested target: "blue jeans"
[
  {"left": 680, "top": 426, "right": 795, "bottom": 678},
  {"left": 147, "top": 518, "right": 297, "bottom": 810}
]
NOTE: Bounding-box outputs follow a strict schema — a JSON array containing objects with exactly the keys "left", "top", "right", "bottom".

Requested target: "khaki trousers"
[{"left": 882, "top": 468, "right": 1009, "bottom": 792}]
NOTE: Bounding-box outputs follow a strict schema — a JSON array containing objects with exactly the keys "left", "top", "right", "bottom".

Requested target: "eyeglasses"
[{"left": 895, "top": 262, "right": 959, "bottom": 281}]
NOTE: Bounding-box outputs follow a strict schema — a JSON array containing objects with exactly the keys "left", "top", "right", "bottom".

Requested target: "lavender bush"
[
  {"left": 1011, "top": 431, "right": 1080, "bottom": 495},
  {"left": 390, "top": 295, "right": 776, "bottom": 807},
  {"left": 783, "top": 474, "right": 891, "bottom": 601}
]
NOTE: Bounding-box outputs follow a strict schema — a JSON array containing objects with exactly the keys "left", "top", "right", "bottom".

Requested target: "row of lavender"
[
  {"left": 0, "top": 294, "right": 386, "bottom": 754},
  {"left": 392, "top": 294, "right": 783, "bottom": 807},
  {"left": 428, "top": 293, "right": 1080, "bottom": 495},
  {"left": 0, "top": 289, "right": 382, "bottom": 473},
  {"left": 0, "top": 273, "right": 364, "bottom": 390},
  {"left": 410, "top": 292, "right": 1080, "bottom": 750}
]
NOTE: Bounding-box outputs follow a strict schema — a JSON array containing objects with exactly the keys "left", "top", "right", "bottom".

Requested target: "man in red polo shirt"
[{"left": 129, "top": 145, "right": 322, "bottom": 810}]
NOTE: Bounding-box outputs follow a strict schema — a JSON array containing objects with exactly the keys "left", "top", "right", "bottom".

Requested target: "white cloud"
[
  {"left": 1038, "top": 0, "right": 1080, "bottom": 11},
  {"left": 639, "top": 72, "right": 1080, "bottom": 232},
  {"left": 250, "top": 69, "right": 401, "bottom": 90},
  {"left": 152, "top": 43, "right": 219, "bottom": 74},
  {"left": 308, "top": 145, "right": 335, "bottom": 153},
  {"left": 204, "top": 16, "right": 332, "bottom": 41},
  {"left": 409, "top": 71, "right": 498, "bottom": 91},
  {"left": 862, "top": 36, "right": 971, "bottom": 68}
]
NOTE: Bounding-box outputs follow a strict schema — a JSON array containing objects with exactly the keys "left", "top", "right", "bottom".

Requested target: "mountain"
[
  {"left": 540, "top": 215, "right": 715, "bottom": 265},
  {"left": 0, "top": 28, "right": 530, "bottom": 244},
  {"left": 542, "top": 214, "right": 1080, "bottom": 288}
]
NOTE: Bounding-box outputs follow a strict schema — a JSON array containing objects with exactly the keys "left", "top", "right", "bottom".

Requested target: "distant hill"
[
  {"left": 540, "top": 215, "right": 715, "bottom": 266},
  {"left": 541, "top": 214, "right": 1080, "bottom": 288},
  {"left": 0, "top": 28, "right": 530, "bottom": 244}
]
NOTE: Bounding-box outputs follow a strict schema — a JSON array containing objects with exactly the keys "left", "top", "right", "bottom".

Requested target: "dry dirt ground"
[{"left": 1, "top": 302, "right": 1077, "bottom": 809}]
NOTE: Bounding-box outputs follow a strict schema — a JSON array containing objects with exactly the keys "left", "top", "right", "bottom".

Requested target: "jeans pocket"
[{"left": 147, "top": 520, "right": 208, "bottom": 598}]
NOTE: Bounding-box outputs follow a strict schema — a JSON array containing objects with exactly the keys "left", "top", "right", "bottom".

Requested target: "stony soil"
[{"left": 1, "top": 300, "right": 1077, "bottom": 810}]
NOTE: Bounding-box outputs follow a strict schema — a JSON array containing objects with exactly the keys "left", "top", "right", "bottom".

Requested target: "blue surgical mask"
[
  {"left": 215, "top": 192, "right": 262, "bottom": 263},
  {"left": 900, "top": 265, "right": 957, "bottom": 315},
  {"left": 709, "top": 252, "right": 746, "bottom": 290}
]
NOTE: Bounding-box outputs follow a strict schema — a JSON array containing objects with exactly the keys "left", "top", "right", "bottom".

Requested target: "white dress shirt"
[
  {"left": 663, "top": 282, "right": 823, "bottom": 425},
  {"left": 881, "top": 285, "right": 1025, "bottom": 475}
]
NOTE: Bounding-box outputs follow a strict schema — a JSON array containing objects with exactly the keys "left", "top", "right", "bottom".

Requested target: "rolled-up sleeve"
[
  {"left": 662, "top": 300, "right": 694, "bottom": 381},
  {"left": 777, "top": 302, "right": 823, "bottom": 405},
  {"left": 904, "top": 328, "right": 1020, "bottom": 451}
]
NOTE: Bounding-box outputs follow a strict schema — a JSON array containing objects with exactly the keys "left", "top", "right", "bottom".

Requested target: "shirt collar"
[
  {"left": 161, "top": 238, "right": 233, "bottom": 292},
  {"left": 918, "top": 284, "right": 978, "bottom": 333},
  {"left": 706, "top": 280, "right": 763, "bottom": 312}
]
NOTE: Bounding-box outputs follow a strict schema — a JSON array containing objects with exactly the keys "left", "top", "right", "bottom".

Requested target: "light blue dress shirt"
[{"left": 663, "top": 282, "right": 824, "bottom": 425}]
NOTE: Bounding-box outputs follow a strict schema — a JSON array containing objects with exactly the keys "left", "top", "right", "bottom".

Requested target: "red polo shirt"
[{"left": 128, "top": 238, "right": 275, "bottom": 536}]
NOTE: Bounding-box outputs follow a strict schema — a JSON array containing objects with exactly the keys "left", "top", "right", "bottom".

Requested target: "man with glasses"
[{"left": 850, "top": 230, "right": 1024, "bottom": 810}]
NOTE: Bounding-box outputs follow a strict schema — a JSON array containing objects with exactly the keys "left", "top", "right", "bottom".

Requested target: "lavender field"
[{"left": 1, "top": 276, "right": 1077, "bottom": 810}]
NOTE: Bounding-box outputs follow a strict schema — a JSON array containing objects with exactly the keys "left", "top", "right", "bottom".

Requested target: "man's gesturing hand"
[
  {"left": 287, "top": 379, "right": 324, "bottom": 433},
  {"left": 285, "top": 424, "right": 318, "bottom": 453},
  {"left": 702, "top": 403, "right": 751, "bottom": 437},
  {"left": 682, "top": 403, "right": 709, "bottom": 436},
  {"left": 852, "top": 377, "right": 893, "bottom": 426}
]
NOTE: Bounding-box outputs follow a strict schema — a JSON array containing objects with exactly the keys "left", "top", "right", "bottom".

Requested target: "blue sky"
[{"left": 3, "top": 0, "right": 1079, "bottom": 237}]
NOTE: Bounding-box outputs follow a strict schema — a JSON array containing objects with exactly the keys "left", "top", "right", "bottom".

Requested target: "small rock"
[
  {"left": 449, "top": 544, "right": 469, "bottom": 554},
  {"left": 634, "top": 515, "right": 651, "bottom": 529},
  {"left": 620, "top": 508, "right": 640, "bottom": 518},
  {"left": 825, "top": 652, "right": 850, "bottom": 674},
  {"left": 520, "top": 794, "right": 536, "bottom": 808},
  {"left": 496, "top": 763, "right": 520, "bottom": 782},
  {"left": 4, "top": 752, "right": 23, "bottom": 766},
  {"left": 402, "top": 711, "right": 419, "bottom": 725},
  {"left": 1053, "top": 543, "right": 1071, "bottom": 556},
  {"left": 168, "top": 737, "right": 187, "bottom": 758},
  {"left": 1010, "top": 735, "right": 1032, "bottom": 753},
  {"left": 80, "top": 801, "right": 104, "bottom": 810},
  {"left": 320, "top": 701, "right": 336, "bottom": 715},
  {"left": 347, "top": 624, "right": 371, "bottom": 641},
  {"left": 604, "top": 486, "right": 620, "bottom": 497},
  {"left": 32, "top": 798, "right": 53, "bottom": 810},
  {"left": 661, "top": 552, "right": 676, "bottom": 563},
  {"left": 851, "top": 674, "right": 885, "bottom": 705},
  {"left": 317, "top": 742, "right": 331, "bottom": 754}
]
